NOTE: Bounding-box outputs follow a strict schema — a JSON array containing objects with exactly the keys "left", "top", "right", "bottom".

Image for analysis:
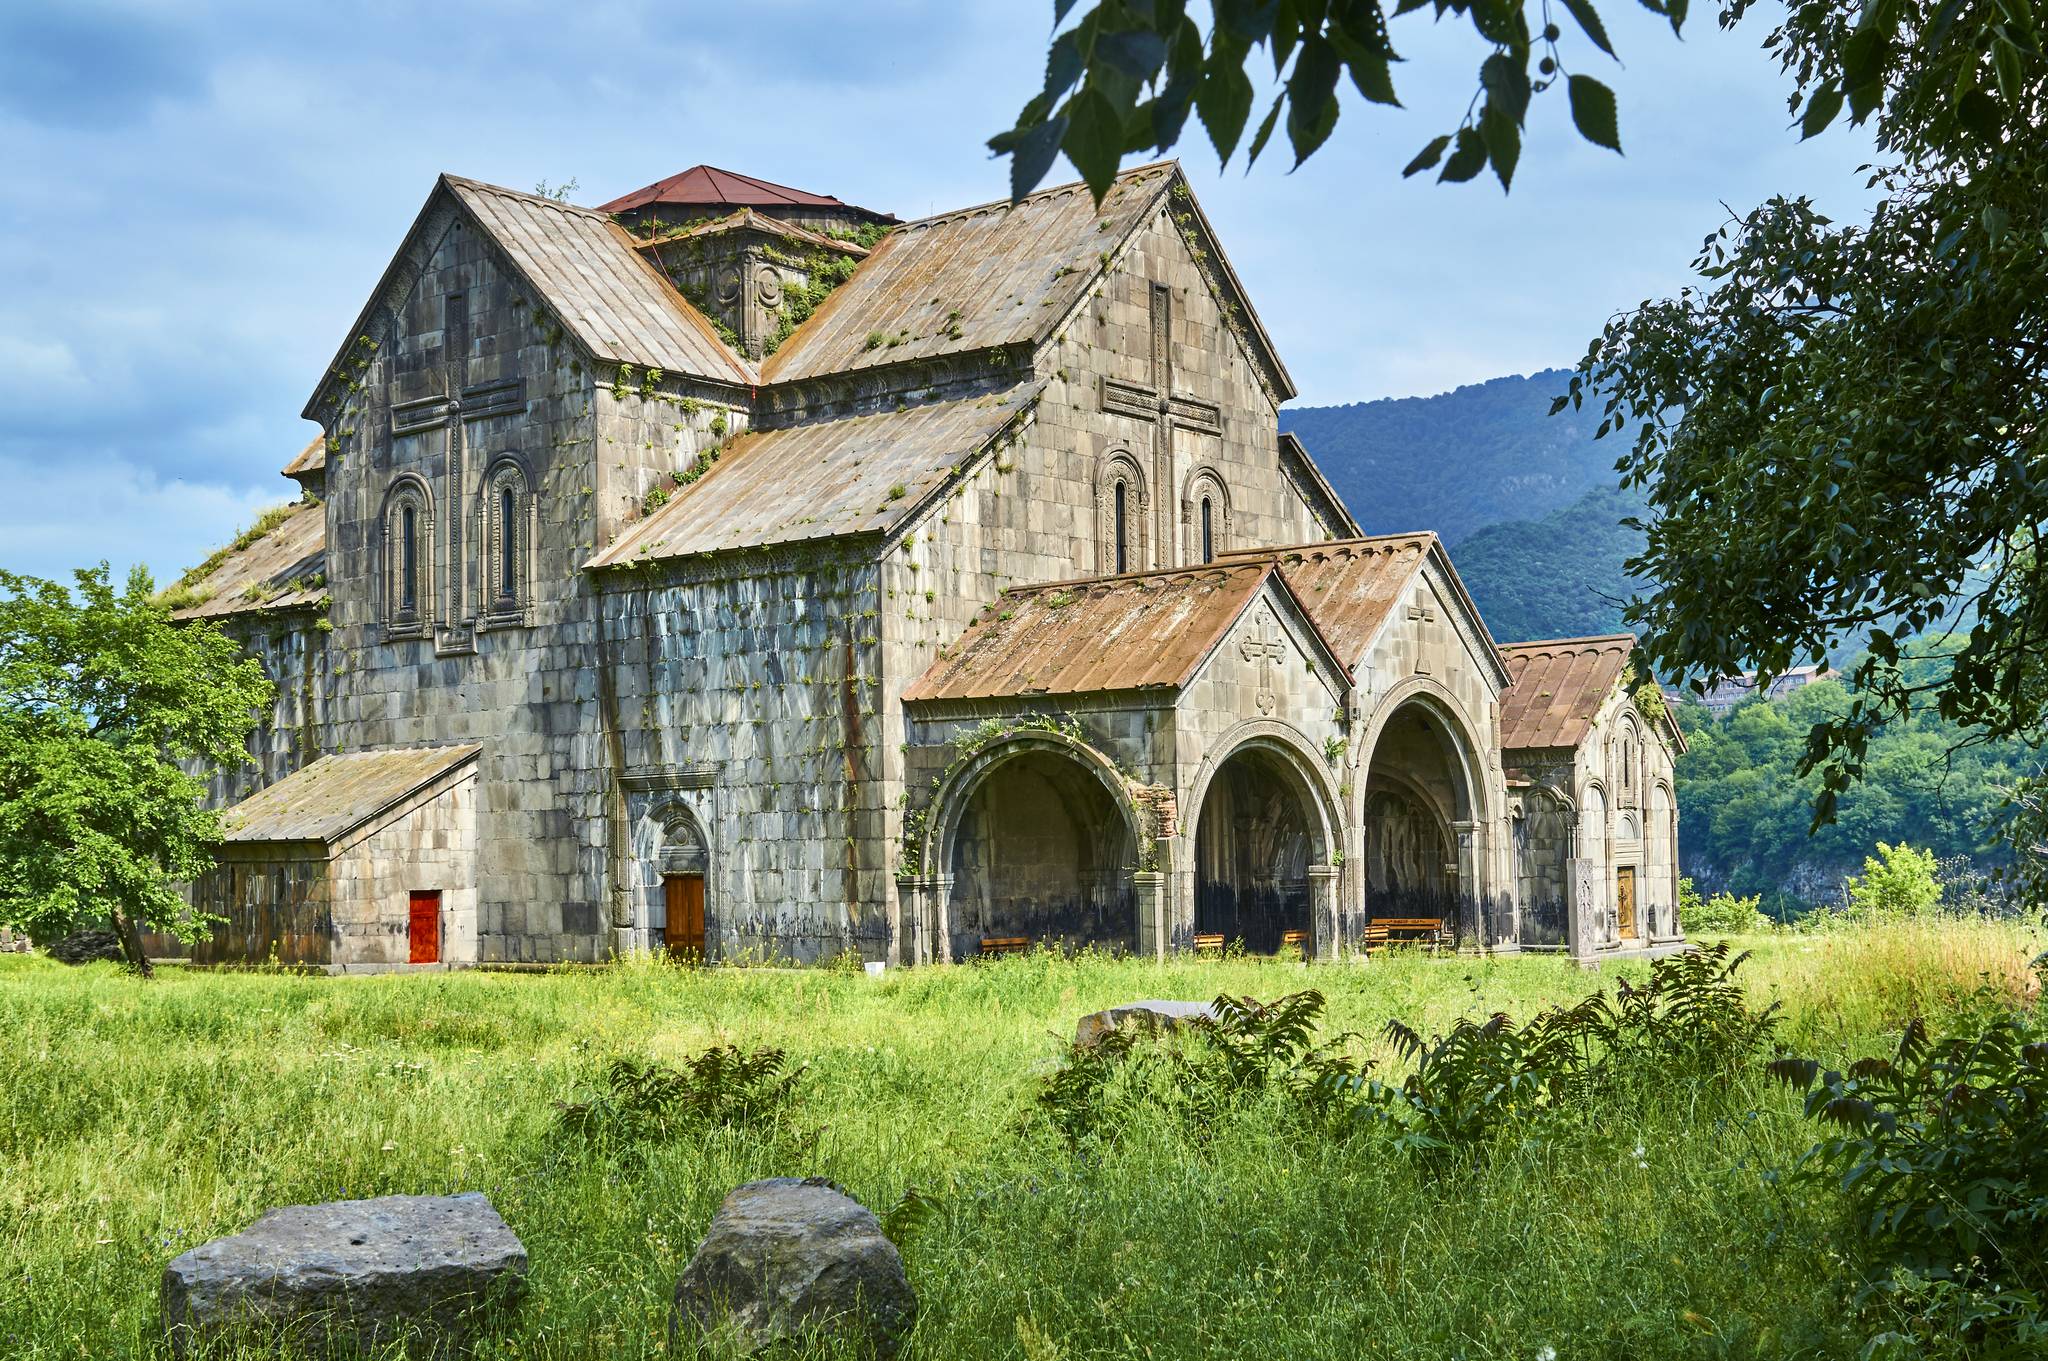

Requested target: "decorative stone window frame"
[
  {"left": 478, "top": 456, "right": 535, "bottom": 629},
  {"left": 1095, "top": 448, "right": 1150, "bottom": 575},
  {"left": 1181, "top": 467, "right": 1233, "bottom": 565},
  {"left": 380, "top": 476, "right": 435, "bottom": 640}
]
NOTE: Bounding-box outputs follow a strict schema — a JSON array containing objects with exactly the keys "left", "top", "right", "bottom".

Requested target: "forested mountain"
[
  {"left": 1452, "top": 486, "right": 1646, "bottom": 643},
  {"left": 1281, "top": 370, "right": 1644, "bottom": 644},
  {"left": 1280, "top": 370, "right": 1611, "bottom": 544}
]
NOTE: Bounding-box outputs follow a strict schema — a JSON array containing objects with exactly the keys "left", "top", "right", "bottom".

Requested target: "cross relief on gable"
[
  {"left": 1238, "top": 608, "right": 1287, "bottom": 717},
  {"left": 1101, "top": 284, "right": 1223, "bottom": 567},
  {"left": 384, "top": 290, "right": 529, "bottom": 656}
]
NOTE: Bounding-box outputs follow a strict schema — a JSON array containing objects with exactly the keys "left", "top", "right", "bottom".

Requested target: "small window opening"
[
  {"left": 1113, "top": 479, "right": 1129, "bottom": 573},
  {"left": 400, "top": 505, "right": 418, "bottom": 615},
  {"left": 498, "top": 488, "right": 517, "bottom": 601},
  {"left": 1200, "top": 495, "right": 1215, "bottom": 562}
]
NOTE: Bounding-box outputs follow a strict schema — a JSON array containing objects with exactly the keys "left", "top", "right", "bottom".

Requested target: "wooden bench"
[
  {"left": 1362, "top": 917, "right": 1447, "bottom": 955},
  {"left": 1279, "top": 929, "right": 1310, "bottom": 957},
  {"left": 1193, "top": 932, "right": 1225, "bottom": 954},
  {"left": 979, "top": 936, "right": 1030, "bottom": 956}
]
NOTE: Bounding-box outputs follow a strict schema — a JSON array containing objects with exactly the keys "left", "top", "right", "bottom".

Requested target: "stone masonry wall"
[{"left": 329, "top": 768, "right": 479, "bottom": 968}]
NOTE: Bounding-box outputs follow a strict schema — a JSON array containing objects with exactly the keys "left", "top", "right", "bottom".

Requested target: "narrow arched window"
[
  {"left": 400, "top": 505, "right": 418, "bottom": 615},
  {"left": 1113, "top": 479, "right": 1129, "bottom": 573},
  {"left": 497, "top": 487, "right": 517, "bottom": 602},
  {"left": 1200, "top": 495, "right": 1214, "bottom": 562}
]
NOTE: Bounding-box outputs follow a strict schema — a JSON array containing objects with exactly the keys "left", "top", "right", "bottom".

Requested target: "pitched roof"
[
  {"left": 1498, "top": 635, "right": 1638, "bottom": 750},
  {"left": 633, "top": 207, "right": 868, "bottom": 257},
  {"left": 222, "top": 745, "right": 480, "bottom": 846},
  {"left": 597, "top": 165, "right": 879, "bottom": 216},
  {"left": 170, "top": 499, "right": 326, "bottom": 621},
  {"left": 589, "top": 385, "right": 1038, "bottom": 567},
  {"left": 281, "top": 434, "right": 325, "bottom": 480},
  {"left": 761, "top": 163, "right": 1179, "bottom": 386},
  {"left": 444, "top": 176, "right": 754, "bottom": 385},
  {"left": 305, "top": 176, "right": 754, "bottom": 418},
  {"left": 904, "top": 561, "right": 1345, "bottom": 703},
  {"left": 1220, "top": 534, "right": 1509, "bottom": 684}
]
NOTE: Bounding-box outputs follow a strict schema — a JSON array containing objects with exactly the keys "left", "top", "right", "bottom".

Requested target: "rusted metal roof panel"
[
  {"left": 598, "top": 165, "right": 875, "bottom": 215},
  {"left": 1499, "top": 635, "right": 1636, "bottom": 750},
  {"left": 171, "top": 500, "right": 326, "bottom": 621},
  {"left": 905, "top": 563, "right": 1284, "bottom": 702},
  {"left": 761, "top": 164, "right": 1175, "bottom": 385},
  {"left": 1222, "top": 535, "right": 1432, "bottom": 664},
  {"left": 590, "top": 386, "right": 1037, "bottom": 567},
  {"left": 223, "top": 745, "right": 481, "bottom": 846},
  {"left": 445, "top": 177, "right": 755, "bottom": 386}
]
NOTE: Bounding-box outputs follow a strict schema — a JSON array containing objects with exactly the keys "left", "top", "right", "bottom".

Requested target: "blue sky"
[{"left": 0, "top": 1, "right": 1876, "bottom": 584}]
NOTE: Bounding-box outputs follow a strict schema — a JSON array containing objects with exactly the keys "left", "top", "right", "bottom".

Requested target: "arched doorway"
[
  {"left": 1194, "top": 745, "right": 1318, "bottom": 953},
  {"left": 1360, "top": 700, "right": 1479, "bottom": 936},
  {"left": 945, "top": 747, "right": 1138, "bottom": 958}
]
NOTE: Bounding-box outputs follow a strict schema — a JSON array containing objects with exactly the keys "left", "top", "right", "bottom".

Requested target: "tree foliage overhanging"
[
  {"left": 0, "top": 566, "right": 271, "bottom": 967},
  {"left": 991, "top": 0, "right": 1653, "bottom": 202},
  {"left": 1561, "top": 0, "right": 2048, "bottom": 878}
]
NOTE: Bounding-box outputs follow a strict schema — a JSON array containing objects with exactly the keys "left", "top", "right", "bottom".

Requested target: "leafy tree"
[
  {"left": 991, "top": 0, "right": 1652, "bottom": 201},
  {"left": 1844, "top": 841, "right": 1944, "bottom": 920},
  {"left": 1560, "top": 3, "right": 2048, "bottom": 872},
  {"left": 0, "top": 566, "right": 272, "bottom": 973}
]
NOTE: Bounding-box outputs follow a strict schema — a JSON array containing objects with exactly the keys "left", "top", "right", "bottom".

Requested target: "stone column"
[
  {"left": 893, "top": 876, "right": 925, "bottom": 968},
  {"left": 1453, "top": 819, "right": 1479, "bottom": 947},
  {"left": 1565, "top": 857, "right": 1599, "bottom": 961},
  {"left": 1306, "top": 865, "right": 1339, "bottom": 962},
  {"left": 1132, "top": 871, "right": 1169, "bottom": 961}
]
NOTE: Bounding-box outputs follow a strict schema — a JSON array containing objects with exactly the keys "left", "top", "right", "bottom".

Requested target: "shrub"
[
  {"left": 1767, "top": 961, "right": 2048, "bottom": 1354},
  {"left": 554, "top": 1047, "right": 804, "bottom": 1145},
  {"left": 1845, "top": 842, "right": 1944, "bottom": 920},
  {"left": 1682, "top": 876, "right": 1769, "bottom": 933}
]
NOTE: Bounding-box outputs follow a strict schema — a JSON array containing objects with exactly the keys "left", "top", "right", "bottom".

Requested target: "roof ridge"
[
  {"left": 1499, "top": 633, "right": 1638, "bottom": 651},
  {"left": 893, "top": 161, "right": 1177, "bottom": 235},
  {"left": 439, "top": 173, "right": 605, "bottom": 220}
]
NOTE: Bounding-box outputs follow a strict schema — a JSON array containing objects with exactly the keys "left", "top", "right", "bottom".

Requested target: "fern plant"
[{"left": 554, "top": 1046, "right": 805, "bottom": 1145}]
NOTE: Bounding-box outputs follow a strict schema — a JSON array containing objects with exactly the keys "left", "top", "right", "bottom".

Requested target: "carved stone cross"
[
  {"left": 1238, "top": 610, "right": 1286, "bottom": 716},
  {"left": 387, "top": 292, "right": 524, "bottom": 649},
  {"left": 1102, "top": 284, "right": 1223, "bottom": 566}
]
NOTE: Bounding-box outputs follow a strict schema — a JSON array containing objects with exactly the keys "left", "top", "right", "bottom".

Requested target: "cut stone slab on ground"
[
  {"left": 161, "top": 1192, "right": 527, "bottom": 1357},
  {"left": 673, "top": 1177, "right": 916, "bottom": 1356},
  {"left": 1073, "top": 999, "right": 1220, "bottom": 1048}
]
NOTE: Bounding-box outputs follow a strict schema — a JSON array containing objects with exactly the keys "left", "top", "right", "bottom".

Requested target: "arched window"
[
  {"left": 1096, "top": 449, "right": 1148, "bottom": 575},
  {"left": 381, "top": 479, "right": 434, "bottom": 636},
  {"left": 400, "top": 505, "right": 419, "bottom": 614},
  {"left": 1114, "top": 479, "right": 1129, "bottom": 573},
  {"left": 1181, "top": 469, "right": 1232, "bottom": 566},
  {"left": 481, "top": 459, "right": 533, "bottom": 625}
]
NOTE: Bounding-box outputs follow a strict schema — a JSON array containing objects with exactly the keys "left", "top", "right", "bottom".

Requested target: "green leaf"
[
  {"left": 1439, "top": 126, "right": 1487, "bottom": 183},
  {"left": 1568, "top": 74, "right": 1622, "bottom": 152},
  {"left": 1800, "top": 84, "right": 1844, "bottom": 140},
  {"left": 1195, "top": 63, "right": 1256, "bottom": 165},
  {"left": 1480, "top": 52, "right": 1531, "bottom": 126},
  {"left": 1348, "top": 52, "right": 1400, "bottom": 107},
  {"left": 1402, "top": 134, "right": 1451, "bottom": 177},
  {"left": 1480, "top": 105, "right": 1521, "bottom": 191},
  {"left": 1561, "top": 0, "right": 1616, "bottom": 57},
  {"left": 994, "top": 115, "right": 1069, "bottom": 203},
  {"left": 1285, "top": 36, "right": 1343, "bottom": 165},
  {"left": 1096, "top": 27, "right": 1169, "bottom": 80},
  {"left": 1061, "top": 87, "right": 1125, "bottom": 202},
  {"left": 1245, "top": 94, "right": 1284, "bottom": 166}
]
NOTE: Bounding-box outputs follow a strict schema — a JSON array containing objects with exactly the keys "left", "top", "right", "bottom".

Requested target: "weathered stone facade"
[{"left": 172, "top": 163, "right": 1678, "bottom": 969}]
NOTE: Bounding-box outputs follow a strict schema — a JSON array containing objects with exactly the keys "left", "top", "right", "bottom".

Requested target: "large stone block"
[
  {"left": 671, "top": 1178, "right": 916, "bottom": 1356},
  {"left": 1073, "top": 999, "right": 1219, "bottom": 1048},
  {"left": 161, "top": 1193, "right": 527, "bottom": 1357}
]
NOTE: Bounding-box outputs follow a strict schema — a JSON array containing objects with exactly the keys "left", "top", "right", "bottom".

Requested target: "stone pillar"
[
  {"left": 893, "top": 876, "right": 925, "bottom": 968},
  {"left": 1306, "top": 865, "right": 1339, "bottom": 962},
  {"left": 1132, "top": 871, "right": 1169, "bottom": 961},
  {"left": 1565, "top": 857, "right": 1600, "bottom": 961},
  {"left": 930, "top": 874, "right": 955, "bottom": 965},
  {"left": 1453, "top": 819, "right": 1479, "bottom": 947}
]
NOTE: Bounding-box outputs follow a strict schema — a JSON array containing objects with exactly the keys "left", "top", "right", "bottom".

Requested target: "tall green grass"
[{"left": 0, "top": 924, "right": 2037, "bottom": 1359}]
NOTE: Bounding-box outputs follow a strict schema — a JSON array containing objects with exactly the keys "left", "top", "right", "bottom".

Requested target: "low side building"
[{"left": 1501, "top": 635, "right": 1687, "bottom": 962}]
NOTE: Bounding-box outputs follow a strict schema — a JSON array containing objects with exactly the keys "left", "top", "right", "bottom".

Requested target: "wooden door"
[
  {"left": 408, "top": 890, "right": 441, "bottom": 964},
  {"left": 663, "top": 874, "right": 705, "bottom": 959},
  {"left": 1615, "top": 867, "right": 1638, "bottom": 940}
]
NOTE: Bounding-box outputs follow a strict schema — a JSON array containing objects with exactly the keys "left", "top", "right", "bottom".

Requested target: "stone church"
[{"left": 168, "top": 163, "right": 1685, "bottom": 970}]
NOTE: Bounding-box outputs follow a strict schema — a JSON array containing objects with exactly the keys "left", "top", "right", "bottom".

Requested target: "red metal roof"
[
  {"left": 598, "top": 165, "right": 874, "bottom": 215},
  {"left": 1498, "top": 635, "right": 1636, "bottom": 750},
  {"left": 904, "top": 562, "right": 1347, "bottom": 703}
]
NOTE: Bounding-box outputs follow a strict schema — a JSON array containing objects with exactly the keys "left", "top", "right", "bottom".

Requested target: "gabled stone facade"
[{"left": 170, "top": 163, "right": 1679, "bottom": 969}]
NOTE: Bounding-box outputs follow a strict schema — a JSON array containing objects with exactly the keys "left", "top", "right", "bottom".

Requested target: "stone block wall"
[{"left": 328, "top": 766, "right": 479, "bottom": 967}]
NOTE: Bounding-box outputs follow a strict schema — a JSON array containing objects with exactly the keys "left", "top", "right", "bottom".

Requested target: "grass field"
[{"left": 2, "top": 921, "right": 2041, "bottom": 1360}]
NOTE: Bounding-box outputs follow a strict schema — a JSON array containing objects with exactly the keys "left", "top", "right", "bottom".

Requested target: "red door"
[
  {"left": 663, "top": 874, "right": 705, "bottom": 959},
  {"left": 408, "top": 890, "right": 441, "bottom": 964}
]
